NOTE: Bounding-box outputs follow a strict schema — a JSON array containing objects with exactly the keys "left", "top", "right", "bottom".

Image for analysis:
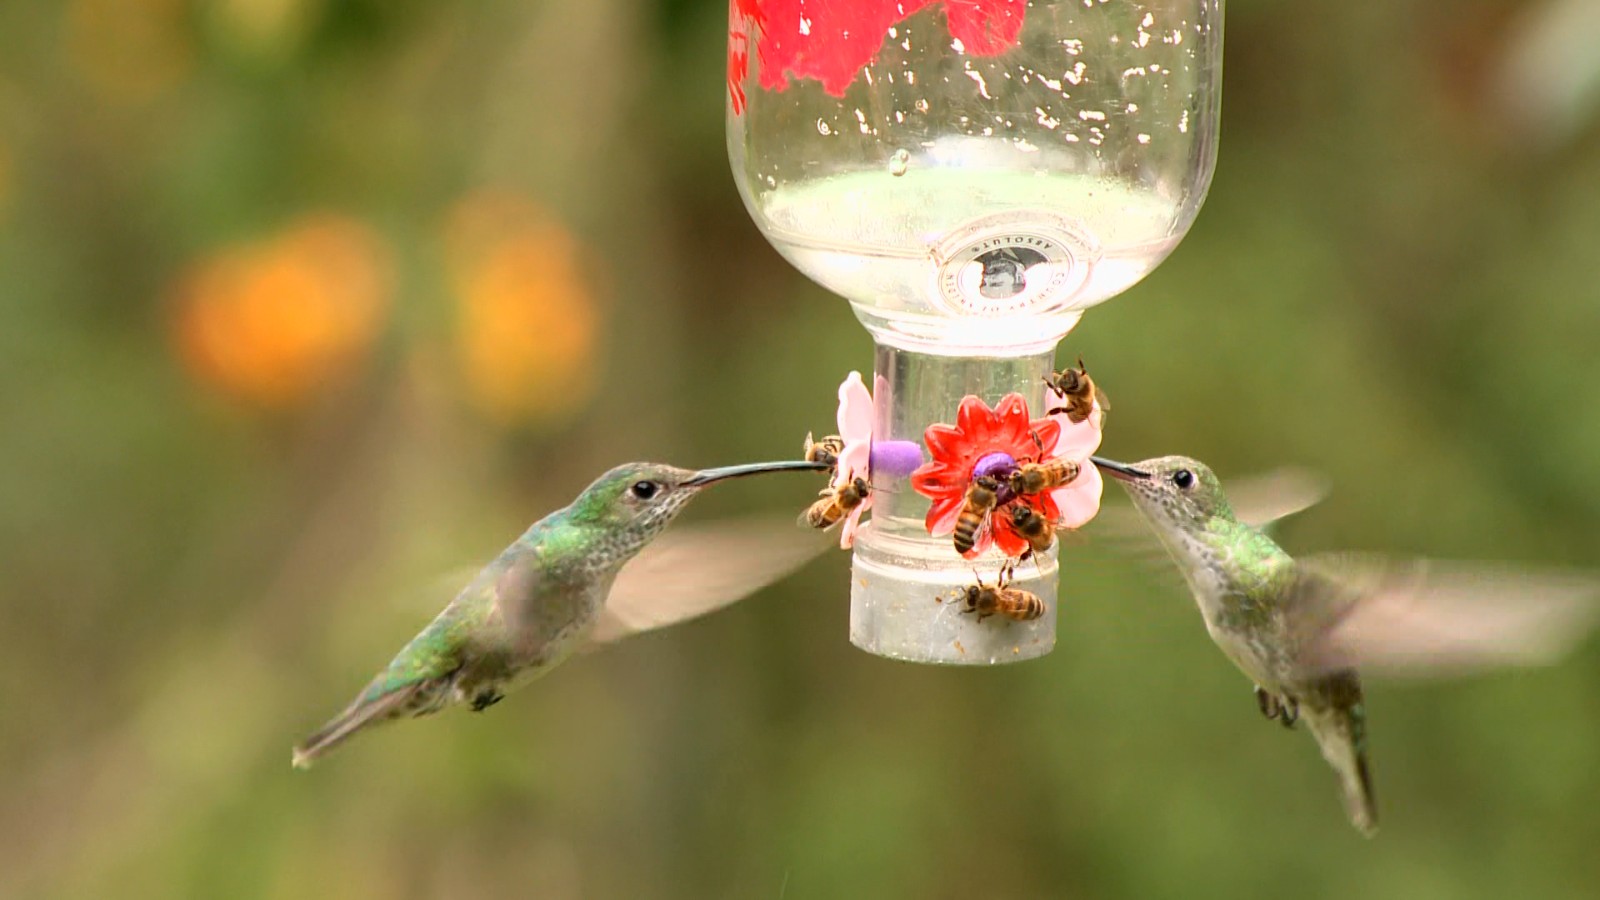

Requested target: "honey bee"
[
  {"left": 1044, "top": 359, "right": 1109, "bottom": 424},
  {"left": 1008, "top": 458, "right": 1081, "bottom": 496},
  {"left": 949, "top": 565, "right": 1046, "bottom": 622},
  {"left": 802, "top": 432, "right": 846, "bottom": 470},
  {"left": 801, "top": 475, "right": 870, "bottom": 530},
  {"left": 1007, "top": 503, "right": 1056, "bottom": 558},
  {"left": 952, "top": 475, "right": 1002, "bottom": 555}
]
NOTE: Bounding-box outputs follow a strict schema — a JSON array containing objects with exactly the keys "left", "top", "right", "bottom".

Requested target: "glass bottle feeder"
[{"left": 728, "top": 0, "right": 1224, "bottom": 663}]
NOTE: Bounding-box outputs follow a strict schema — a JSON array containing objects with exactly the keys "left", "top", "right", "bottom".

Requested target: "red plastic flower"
[
  {"left": 908, "top": 394, "right": 1050, "bottom": 558},
  {"left": 910, "top": 392, "right": 1104, "bottom": 558}
]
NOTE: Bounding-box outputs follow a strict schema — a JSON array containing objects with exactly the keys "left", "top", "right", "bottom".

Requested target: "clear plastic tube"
[{"left": 849, "top": 342, "right": 1059, "bottom": 664}]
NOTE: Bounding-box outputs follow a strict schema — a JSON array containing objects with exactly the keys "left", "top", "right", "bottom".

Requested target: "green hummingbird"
[
  {"left": 1092, "top": 454, "right": 1600, "bottom": 837},
  {"left": 293, "top": 459, "right": 826, "bottom": 768}
]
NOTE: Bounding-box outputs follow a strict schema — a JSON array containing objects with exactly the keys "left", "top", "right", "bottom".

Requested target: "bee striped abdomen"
[
  {"left": 953, "top": 476, "right": 1001, "bottom": 555},
  {"left": 995, "top": 588, "right": 1046, "bottom": 621},
  {"left": 1007, "top": 503, "right": 1056, "bottom": 557},
  {"left": 1009, "top": 459, "right": 1080, "bottom": 496},
  {"left": 801, "top": 475, "right": 869, "bottom": 530}
]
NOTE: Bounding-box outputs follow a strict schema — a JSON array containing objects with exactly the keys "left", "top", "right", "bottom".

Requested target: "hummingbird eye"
[
  {"left": 1172, "top": 469, "right": 1195, "bottom": 490},
  {"left": 629, "top": 480, "right": 661, "bottom": 500}
]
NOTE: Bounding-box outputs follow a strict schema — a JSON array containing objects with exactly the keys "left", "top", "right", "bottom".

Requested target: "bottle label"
[{"left": 931, "top": 212, "right": 1100, "bottom": 316}]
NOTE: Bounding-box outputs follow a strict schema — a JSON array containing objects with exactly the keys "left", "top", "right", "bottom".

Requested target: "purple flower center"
[
  {"left": 869, "top": 440, "right": 925, "bottom": 477},
  {"left": 973, "top": 452, "right": 1020, "bottom": 504},
  {"left": 973, "top": 451, "right": 1018, "bottom": 481}
]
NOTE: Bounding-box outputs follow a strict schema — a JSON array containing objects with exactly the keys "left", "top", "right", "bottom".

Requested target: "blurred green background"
[{"left": 4, "top": 0, "right": 1600, "bottom": 897}]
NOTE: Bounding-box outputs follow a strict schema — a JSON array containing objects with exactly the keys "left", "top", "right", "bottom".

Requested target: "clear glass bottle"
[{"left": 728, "top": 0, "right": 1223, "bottom": 663}]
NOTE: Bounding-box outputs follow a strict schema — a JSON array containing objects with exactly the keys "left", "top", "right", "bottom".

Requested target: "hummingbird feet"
[
  {"left": 1254, "top": 686, "right": 1299, "bottom": 729},
  {"left": 470, "top": 689, "right": 505, "bottom": 712}
]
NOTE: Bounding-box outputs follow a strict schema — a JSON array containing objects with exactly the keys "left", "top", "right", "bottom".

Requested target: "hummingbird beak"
[
  {"left": 683, "top": 460, "right": 830, "bottom": 487},
  {"left": 1091, "top": 456, "right": 1151, "bottom": 482}
]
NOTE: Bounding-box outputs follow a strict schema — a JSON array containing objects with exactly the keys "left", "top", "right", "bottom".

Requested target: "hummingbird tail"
[
  {"left": 1302, "top": 675, "right": 1378, "bottom": 837},
  {"left": 1345, "top": 748, "right": 1379, "bottom": 838},
  {"left": 292, "top": 681, "right": 428, "bottom": 769}
]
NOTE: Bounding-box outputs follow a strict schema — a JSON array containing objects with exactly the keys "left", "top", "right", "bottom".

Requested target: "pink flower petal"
[
  {"left": 836, "top": 371, "right": 873, "bottom": 442},
  {"left": 833, "top": 442, "right": 872, "bottom": 490},
  {"left": 1049, "top": 410, "right": 1103, "bottom": 459},
  {"left": 1050, "top": 465, "right": 1104, "bottom": 529},
  {"left": 831, "top": 370, "right": 874, "bottom": 488},
  {"left": 839, "top": 497, "right": 870, "bottom": 548}
]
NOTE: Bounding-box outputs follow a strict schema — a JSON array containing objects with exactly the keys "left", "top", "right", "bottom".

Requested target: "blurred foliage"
[{"left": 2, "top": 1, "right": 1600, "bottom": 898}]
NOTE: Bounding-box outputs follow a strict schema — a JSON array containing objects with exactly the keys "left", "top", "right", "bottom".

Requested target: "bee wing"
[
  {"left": 584, "top": 517, "right": 831, "bottom": 647},
  {"left": 797, "top": 492, "right": 838, "bottom": 529},
  {"left": 1290, "top": 553, "right": 1600, "bottom": 679},
  {"left": 966, "top": 506, "right": 997, "bottom": 556}
]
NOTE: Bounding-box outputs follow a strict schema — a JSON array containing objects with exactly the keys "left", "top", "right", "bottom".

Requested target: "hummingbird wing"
[
  {"left": 1092, "top": 467, "right": 1327, "bottom": 550},
  {"left": 584, "top": 517, "right": 830, "bottom": 646},
  {"left": 1089, "top": 467, "right": 1328, "bottom": 572},
  {"left": 1223, "top": 466, "right": 1330, "bottom": 530},
  {"left": 490, "top": 550, "right": 550, "bottom": 638},
  {"left": 1289, "top": 554, "right": 1600, "bottom": 679}
]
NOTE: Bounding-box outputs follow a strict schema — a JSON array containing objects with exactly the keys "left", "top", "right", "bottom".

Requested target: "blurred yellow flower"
[
  {"left": 68, "top": 0, "right": 193, "bottom": 103},
  {"left": 205, "top": 0, "right": 322, "bottom": 65},
  {"left": 443, "top": 192, "right": 602, "bottom": 425},
  {"left": 172, "top": 215, "right": 392, "bottom": 409}
]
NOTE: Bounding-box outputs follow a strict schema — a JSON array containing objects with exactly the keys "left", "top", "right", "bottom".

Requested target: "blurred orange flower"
[
  {"left": 443, "top": 191, "right": 602, "bottom": 425},
  {"left": 68, "top": 0, "right": 193, "bottom": 103},
  {"left": 172, "top": 215, "right": 392, "bottom": 409}
]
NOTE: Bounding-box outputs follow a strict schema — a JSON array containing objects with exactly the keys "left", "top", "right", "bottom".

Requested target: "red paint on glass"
[{"left": 728, "top": 0, "right": 1028, "bottom": 114}]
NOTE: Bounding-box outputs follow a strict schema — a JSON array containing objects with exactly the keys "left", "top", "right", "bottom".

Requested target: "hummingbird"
[
  {"left": 1091, "top": 454, "right": 1600, "bottom": 837},
  {"left": 292, "top": 459, "right": 827, "bottom": 768}
]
